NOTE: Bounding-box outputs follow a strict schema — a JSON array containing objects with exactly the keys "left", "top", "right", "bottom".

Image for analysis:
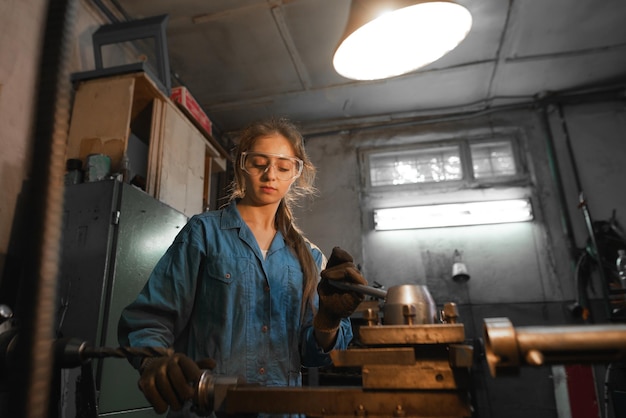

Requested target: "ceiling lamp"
[{"left": 333, "top": 0, "right": 473, "bottom": 81}]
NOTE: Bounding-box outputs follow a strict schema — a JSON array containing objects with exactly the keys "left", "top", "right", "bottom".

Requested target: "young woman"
[{"left": 118, "top": 117, "right": 366, "bottom": 416}]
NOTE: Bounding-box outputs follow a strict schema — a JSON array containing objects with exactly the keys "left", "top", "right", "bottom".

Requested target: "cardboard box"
[{"left": 170, "top": 86, "right": 212, "bottom": 138}]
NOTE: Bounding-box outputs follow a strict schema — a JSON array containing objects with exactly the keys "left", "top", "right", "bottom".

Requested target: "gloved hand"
[
  {"left": 196, "top": 357, "right": 217, "bottom": 370},
  {"left": 138, "top": 351, "right": 207, "bottom": 414},
  {"left": 314, "top": 247, "right": 368, "bottom": 331}
]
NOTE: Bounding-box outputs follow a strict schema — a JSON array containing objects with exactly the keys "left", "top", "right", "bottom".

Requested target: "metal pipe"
[
  {"left": 539, "top": 104, "right": 579, "bottom": 260},
  {"left": 328, "top": 280, "right": 388, "bottom": 299},
  {"left": 556, "top": 104, "right": 583, "bottom": 194},
  {"left": 483, "top": 317, "right": 626, "bottom": 377},
  {"left": 300, "top": 85, "right": 626, "bottom": 138},
  {"left": 578, "top": 193, "right": 613, "bottom": 320}
]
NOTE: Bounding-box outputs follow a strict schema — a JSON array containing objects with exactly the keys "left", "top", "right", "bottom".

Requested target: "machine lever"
[{"left": 328, "top": 281, "right": 388, "bottom": 299}]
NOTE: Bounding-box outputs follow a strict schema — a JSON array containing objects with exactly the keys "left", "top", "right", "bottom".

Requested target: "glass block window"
[
  {"left": 369, "top": 145, "right": 462, "bottom": 187},
  {"left": 470, "top": 141, "right": 517, "bottom": 179},
  {"left": 365, "top": 138, "right": 521, "bottom": 189}
]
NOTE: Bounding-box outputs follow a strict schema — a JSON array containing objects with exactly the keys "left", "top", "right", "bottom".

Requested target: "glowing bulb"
[{"left": 334, "top": 2, "right": 472, "bottom": 80}]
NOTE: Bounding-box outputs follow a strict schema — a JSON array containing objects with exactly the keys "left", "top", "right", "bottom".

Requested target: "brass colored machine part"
[
  {"left": 483, "top": 317, "right": 626, "bottom": 377},
  {"left": 358, "top": 323, "right": 466, "bottom": 345},
  {"left": 196, "top": 310, "right": 475, "bottom": 417},
  {"left": 335, "top": 323, "right": 473, "bottom": 391},
  {"left": 224, "top": 386, "right": 472, "bottom": 417}
]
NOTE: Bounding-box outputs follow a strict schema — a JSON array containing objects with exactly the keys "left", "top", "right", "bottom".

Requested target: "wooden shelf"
[{"left": 66, "top": 71, "right": 228, "bottom": 216}]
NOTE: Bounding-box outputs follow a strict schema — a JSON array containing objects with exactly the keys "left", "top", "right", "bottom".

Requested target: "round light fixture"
[{"left": 333, "top": 0, "right": 473, "bottom": 81}]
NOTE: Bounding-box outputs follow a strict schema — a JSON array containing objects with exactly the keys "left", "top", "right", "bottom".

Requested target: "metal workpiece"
[
  {"left": 483, "top": 317, "right": 626, "bottom": 377},
  {"left": 383, "top": 285, "right": 438, "bottom": 325},
  {"left": 331, "top": 283, "right": 439, "bottom": 326},
  {"left": 329, "top": 280, "right": 389, "bottom": 299},
  {"left": 194, "top": 371, "right": 243, "bottom": 415}
]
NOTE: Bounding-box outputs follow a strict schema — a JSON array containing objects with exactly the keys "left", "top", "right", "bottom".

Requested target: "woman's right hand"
[{"left": 138, "top": 351, "right": 203, "bottom": 414}]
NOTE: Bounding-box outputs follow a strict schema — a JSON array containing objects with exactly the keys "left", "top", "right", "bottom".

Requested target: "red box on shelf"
[{"left": 170, "top": 86, "right": 212, "bottom": 138}]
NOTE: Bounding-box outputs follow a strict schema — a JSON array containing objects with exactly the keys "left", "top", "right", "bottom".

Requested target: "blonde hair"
[{"left": 229, "top": 117, "right": 318, "bottom": 321}]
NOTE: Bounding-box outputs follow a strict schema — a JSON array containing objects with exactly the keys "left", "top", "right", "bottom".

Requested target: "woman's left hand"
[{"left": 314, "top": 247, "right": 367, "bottom": 331}]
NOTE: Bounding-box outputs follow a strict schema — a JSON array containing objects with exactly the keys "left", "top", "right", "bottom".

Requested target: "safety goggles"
[{"left": 240, "top": 152, "right": 304, "bottom": 181}]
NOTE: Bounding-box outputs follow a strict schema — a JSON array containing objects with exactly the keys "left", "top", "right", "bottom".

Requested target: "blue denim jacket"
[{"left": 118, "top": 200, "right": 353, "bottom": 390}]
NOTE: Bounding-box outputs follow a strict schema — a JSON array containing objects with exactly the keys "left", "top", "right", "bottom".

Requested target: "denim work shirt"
[{"left": 118, "top": 201, "right": 353, "bottom": 391}]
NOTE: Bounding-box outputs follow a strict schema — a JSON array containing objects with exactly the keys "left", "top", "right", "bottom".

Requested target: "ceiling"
[{"left": 109, "top": 0, "right": 626, "bottom": 136}]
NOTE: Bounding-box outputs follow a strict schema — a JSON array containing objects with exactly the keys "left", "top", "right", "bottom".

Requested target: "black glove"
[
  {"left": 196, "top": 357, "right": 217, "bottom": 370},
  {"left": 314, "top": 247, "right": 368, "bottom": 331},
  {"left": 138, "top": 351, "right": 205, "bottom": 414}
]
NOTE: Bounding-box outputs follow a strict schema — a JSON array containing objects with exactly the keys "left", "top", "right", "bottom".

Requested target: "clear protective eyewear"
[{"left": 240, "top": 152, "right": 304, "bottom": 181}]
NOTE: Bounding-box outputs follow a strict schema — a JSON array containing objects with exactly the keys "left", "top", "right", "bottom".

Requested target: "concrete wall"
[
  {"left": 0, "top": 0, "right": 108, "bottom": 286},
  {"left": 296, "top": 102, "right": 626, "bottom": 307},
  {"left": 0, "top": 0, "right": 48, "bottom": 278},
  {"left": 296, "top": 109, "right": 570, "bottom": 300},
  {"left": 547, "top": 101, "right": 626, "bottom": 250},
  {"left": 294, "top": 101, "right": 626, "bottom": 417}
]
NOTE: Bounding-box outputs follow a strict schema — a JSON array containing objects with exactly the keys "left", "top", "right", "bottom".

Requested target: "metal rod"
[
  {"left": 328, "top": 281, "right": 388, "bottom": 299},
  {"left": 483, "top": 317, "right": 626, "bottom": 377}
]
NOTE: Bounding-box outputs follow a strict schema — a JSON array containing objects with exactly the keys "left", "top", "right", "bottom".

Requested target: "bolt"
[
  {"left": 442, "top": 302, "right": 459, "bottom": 324},
  {"left": 393, "top": 405, "right": 406, "bottom": 417},
  {"left": 364, "top": 308, "right": 379, "bottom": 326},
  {"left": 402, "top": 304, "right": 417, "bottom": 325},
  {"left": 525, "top": 349, "right": 545, "bottom": 366}
]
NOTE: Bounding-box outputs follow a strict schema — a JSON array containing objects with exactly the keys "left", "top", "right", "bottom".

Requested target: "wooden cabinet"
[{"left": 66, "top": 72, "right": 228, "bottom": 217}]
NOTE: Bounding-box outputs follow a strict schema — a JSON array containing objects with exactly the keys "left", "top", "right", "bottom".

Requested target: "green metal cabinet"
[{"left": 58, "top": 179, "right": 188, "bottom": 416}]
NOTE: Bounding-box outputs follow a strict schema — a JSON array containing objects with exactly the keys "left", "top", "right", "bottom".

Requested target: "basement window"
[
  {"left": 470, "top": 141, "right": 517, "bottom": 179},
  {"left": 364, "top": 137, "right": 522, "bottom": 189},
  {"left": 369, "top": 145, "right": 462, "bottom": 186}
]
